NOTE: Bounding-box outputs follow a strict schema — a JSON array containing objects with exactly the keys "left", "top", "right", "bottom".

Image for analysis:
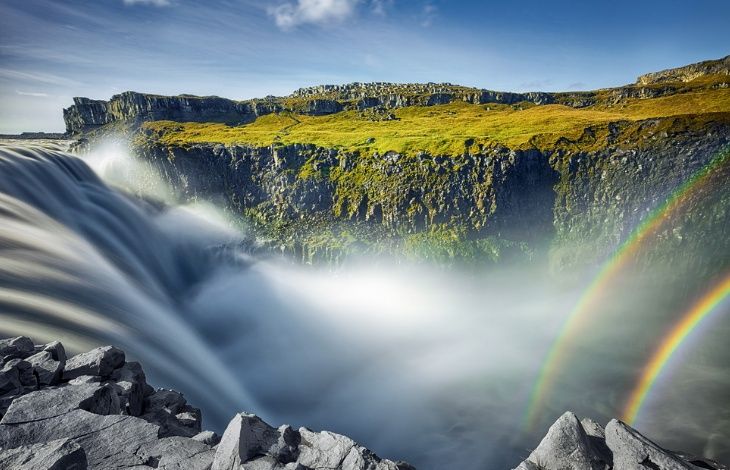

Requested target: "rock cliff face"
[
  {"left": 64, "top": 56, "right": 730, "bottom": 136},
  {"left": 131, "top": 115, "right": 729, "bottom": 267},
  {"left": 0, "top": 336, "right": 413, "bottom": 470},
  {"left": 64, "top": 56, "right": 730, "bottom": 268},
  {"left": 637, "top": 55, "right": 730, "bottom": 85},
  {"left": 513, "top": 412, "right": 727, "bottom": 470},
  {"left": 63, "top": 93, "right": 282, "bottom": 135}
]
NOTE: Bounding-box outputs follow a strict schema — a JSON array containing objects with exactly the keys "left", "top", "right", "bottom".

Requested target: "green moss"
[{"left": 141, "top": 86, "right": 730, "bottom": 155}]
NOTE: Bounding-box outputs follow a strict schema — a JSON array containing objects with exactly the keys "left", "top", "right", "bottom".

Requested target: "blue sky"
[{"left": 0, "top": 0, "right": 728, "bottom": 133}]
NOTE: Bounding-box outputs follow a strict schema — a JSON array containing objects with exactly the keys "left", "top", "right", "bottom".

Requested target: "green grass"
[{"left": 141, "top": 85, "right": 730, "bottom": 155}]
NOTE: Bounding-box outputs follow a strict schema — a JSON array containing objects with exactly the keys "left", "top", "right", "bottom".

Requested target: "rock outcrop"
[
  {"left": 0, "top": 336, "right": 412, "bottom": 470},
  {"left": 514, "top": 412, "right": 727, "bottom": 470},
  {"left": 64, "top": 55, "right": 730, "bottom": 136},
  {"left": 637, "top": 55, "right": 730, "bottom": 85}
]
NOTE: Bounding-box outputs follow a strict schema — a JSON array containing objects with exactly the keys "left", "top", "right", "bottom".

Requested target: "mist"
[{"left": 0, "top": 141, "right": 727, "bottom": 468}]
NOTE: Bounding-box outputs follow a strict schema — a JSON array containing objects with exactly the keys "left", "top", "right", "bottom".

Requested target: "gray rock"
[
  {"left": 0, "top": 437, "right": 87, "bottom": 469},
  {"left": 25, "top": 341, "right": 66, "bottom": 386},
  {"left": 111, "top": 361, "right": 154, "bottom": 413},
  {"left": 192, "top": 430, "right": 221, "bottom": 446},
  {"left": 141, "top": 389, "right": 201, "bottom": 437},
  {"left": 604, "top": 419, "right": 694, "bottom": 470},
  {"left": 67, "top": 375, "right": 102, "bottom": 385},
  {"left": 297, "top": 427, "right": 355, "bottom": 469},
  {"left": 135, "top": 435, "right": 215, "bottom": 470},
  {"left": 212, "top": 413, "right": 297, "bottom": 470},
  {"left": 0, "top": 408, "right": 159, "bottom": 468},
  {"left": 516, "top": 412, "right": 608, "bottom": 470},
  {"left": 63, "top": 345, "right": 124, "bottom": 380},
  {"left": 0, "top": 336, "right": 34, "bottom": 359},
  {"left": 0, "top": 360, "right": 25, "bottom": 396},
  {"left": 1, "top": 383, "right": 119, "bottom": 424}
]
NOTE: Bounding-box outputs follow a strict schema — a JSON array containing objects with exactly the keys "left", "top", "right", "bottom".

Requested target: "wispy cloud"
[
  {"left": 269, "top": 0, "right": 360, "bottom": 29},
  {"left": 15, "top": 90, "right": 49, "bottom": 97},
  {"left": 420, "top": 3, "right": 437, "bottom": 27},
  {"left": 122, "top": 0, "right": 171, "bottom": 6},
  {"left": 371, "top": 0, "right": 392, "bottom": 16},
  {"left": 0, "top": 69, "right": 82, "bottom": 87}
]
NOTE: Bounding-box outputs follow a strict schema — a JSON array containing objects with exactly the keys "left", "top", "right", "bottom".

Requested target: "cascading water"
[{"left": 0, "top": 141, "right": 727, "bottom": 468}]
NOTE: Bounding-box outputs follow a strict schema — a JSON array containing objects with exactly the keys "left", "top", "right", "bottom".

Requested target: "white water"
[{"left": 0, "top": 141, "right": 727, "bottom": 468}]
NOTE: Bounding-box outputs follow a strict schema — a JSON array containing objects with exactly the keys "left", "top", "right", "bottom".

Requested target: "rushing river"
[{"left": 0, "top": 141, "right": 727, "bottom": 468}]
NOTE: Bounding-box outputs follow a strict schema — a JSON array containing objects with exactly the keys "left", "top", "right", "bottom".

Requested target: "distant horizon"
[{"left": 2, "top": 0, "right": 729, "bottom": 133}]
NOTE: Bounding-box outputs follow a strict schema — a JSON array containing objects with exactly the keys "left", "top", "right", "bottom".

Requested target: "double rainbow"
[
  {"left": 622, "top": 273, "right": 730, "bottom": 424},
  {"left": 523, "top": 148, "right": 729, "bottom": 430}
]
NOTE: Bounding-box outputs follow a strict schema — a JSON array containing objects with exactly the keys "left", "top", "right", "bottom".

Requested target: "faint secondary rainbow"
[
  {"left": 523, "top": 148, "right": 729, "bottom": 430},
  {"left": 622, "top": 273, "right": 730, "bottom": 425}
]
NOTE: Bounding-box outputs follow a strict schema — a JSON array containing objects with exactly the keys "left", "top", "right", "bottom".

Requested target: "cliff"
[
  {"left": 65, "top": 56, "right": 730, "bottom": 271},
  {"left": 0, "top": 336, "right": 414, "bottom": 470},
  {"left": 64, "top": 55, "right": 730, "bottom": 136},
  {"left": 637, "top": 55, "right": 730, "bottom": 85}
]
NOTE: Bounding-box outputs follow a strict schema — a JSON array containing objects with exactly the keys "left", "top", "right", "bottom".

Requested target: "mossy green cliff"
[{"left": 66, "top": 56, "right": 730, "bottom": 270}]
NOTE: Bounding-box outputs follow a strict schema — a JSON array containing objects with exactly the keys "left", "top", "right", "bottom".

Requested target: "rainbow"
[
  {"left": 523, "top": 148, "right": 729, "bottom": 430},
  {"left": 622, "top": 273, "right": 730, "bottom": 425}
]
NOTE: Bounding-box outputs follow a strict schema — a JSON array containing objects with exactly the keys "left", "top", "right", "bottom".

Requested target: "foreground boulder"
[
  {"left": 0, "top": 337, "right": 412, "bottom": 469},
  {"left": 514, "top": 411, "right": 727, "bottom": 470}
]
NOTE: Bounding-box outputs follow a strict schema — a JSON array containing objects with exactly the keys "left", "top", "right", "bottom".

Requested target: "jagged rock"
[
  {"left": 25, "top": 341, "right": 66, "bottom": 386},
  {"left": 604, "top": 419, "right": 695, "bottom": 470},
  {"left": 1, "top": 383, "right": 120, "bottom": 424},
  {"left": 63, "top": 345, "right": 124, "bottom": 380},
  {"left": 516, "top": 413, "right": 727, "bottom": 470},
  {"left": 212, "top": 413, "right": 298, "bottom": 469},
  {"left": 0, "top": 437, "right": 87, "bottom": 469},
  {"left": 0, "top": 359, "right": 31, "bottom": 396},
  {"left": 212, "top": 412, "right": 406, "bottom": 470},
  {"left": 0, "top": 338, "right": 410, "bottom": 469},
  {"left": 109, "top": 361, "right": 149, "bottom": 416},
  {"left": 0, "top": 336, "right": 34, "bottom": 359},
  {"left": 142, "top": 389, "right": 201, "bottom": 437},
  {"left": 514, "top": 412, "right": 608, "bottom": 470},
  {"left": 192, "top": 430, "right": 221, "bottom": 446}
]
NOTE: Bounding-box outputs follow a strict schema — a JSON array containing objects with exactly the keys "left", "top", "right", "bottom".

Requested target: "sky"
[{"left": 0, "top": 0, "right": 728, "bottom": 133}]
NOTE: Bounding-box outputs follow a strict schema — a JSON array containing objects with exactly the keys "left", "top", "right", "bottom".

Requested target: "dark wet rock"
[
  {"left": 0, "top": 336, "right": 35, "bottom": 359},
  {"left": 0, "top": 437, "right": 87, "bottom": 469},
  {"left": 63, "top": 345, "right": 124, "bottom": 380},
  {"left": 109, "top": 361, "right": 149, "bottom": 416},
  {"left": 515, "top": 413, "right": 727, "bottom": 470}
]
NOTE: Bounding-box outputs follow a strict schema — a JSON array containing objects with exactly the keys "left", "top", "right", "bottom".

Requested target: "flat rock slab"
[
  {"left": 1, "top": 383, "right": 119, "bottom": 424},
  {"left": 0, "top": 408, "right": 160, "bottom": 468},
  {"left": 0, "top": 437, "right": 87, "bottom": 470}
]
